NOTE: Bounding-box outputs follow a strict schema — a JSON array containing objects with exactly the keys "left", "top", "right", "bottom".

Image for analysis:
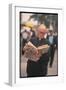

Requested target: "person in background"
[
  {"left": 20, "top": 22, "right": 35, "bottom": 54},
  {"left": 47, "top": 30, "right": 56, "bottom": 67},
  {"left": 53, "top": 31, "right": 58, "bottom": 49},
  {"left": 25, "top": 21, "right": 35, "bottom": 38},
  {"left": 26, "top": 24, "right": 50, "bottom": 77}
]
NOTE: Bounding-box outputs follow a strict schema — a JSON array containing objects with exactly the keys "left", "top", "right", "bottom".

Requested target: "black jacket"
[{"left": 27, "top": 37, "right": 50, "bottom": 77}]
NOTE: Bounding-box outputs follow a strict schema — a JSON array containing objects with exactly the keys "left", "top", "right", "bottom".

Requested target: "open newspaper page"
[
  {"left": 23, "top": 41, "right": 39, "bottom": 61},
  {"left": 38, "top": 44, "right": 50, "bottom": 54},
  {"left": 23, "top": 41, "right": 50, "bottom": 61}
]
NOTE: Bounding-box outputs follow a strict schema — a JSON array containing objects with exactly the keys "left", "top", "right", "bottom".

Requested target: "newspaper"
[{"left": 23, "top": 41, "right": 49, "bottom": 61}]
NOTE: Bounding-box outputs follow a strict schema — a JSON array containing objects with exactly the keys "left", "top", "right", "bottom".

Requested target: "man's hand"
[
  {"left": 23, "top": 44, "right": 42, "bottom": 62},
  {"left": 32, "top": 49, "right": 42, "bottom": 61}
]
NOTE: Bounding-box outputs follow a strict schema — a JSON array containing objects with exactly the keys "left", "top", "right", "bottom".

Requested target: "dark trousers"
[
  {"left": 27, "top": 56, "right": 49, "bottom": 77},
  {"left": 49, "top": 45, "right": 55, "bottom": 67}
]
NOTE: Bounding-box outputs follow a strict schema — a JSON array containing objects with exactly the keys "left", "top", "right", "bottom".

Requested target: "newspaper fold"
[{"left": 23, "top": 41, "right": 49, "bottom": 61}]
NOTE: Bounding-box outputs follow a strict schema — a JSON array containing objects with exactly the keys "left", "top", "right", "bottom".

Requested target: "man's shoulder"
[
  {"left": 44, "top": 38, "right": 50, "bottom": 45},
  {"left": 30, "top": 37, "right": 37, "bottom": 41}
]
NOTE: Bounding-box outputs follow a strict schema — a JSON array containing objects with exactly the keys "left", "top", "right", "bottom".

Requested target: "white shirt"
[{"left": 49, "top": 36, "right": 53, "bottom": 44}]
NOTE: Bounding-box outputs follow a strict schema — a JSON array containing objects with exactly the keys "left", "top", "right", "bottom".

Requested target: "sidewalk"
[{"left": 48, "top": 49, "right": 58, "bottom": 76}]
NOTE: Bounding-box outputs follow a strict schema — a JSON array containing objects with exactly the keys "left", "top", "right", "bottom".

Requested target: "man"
[
  {"left": 47, "top": 30, "right": 56, "bottom": 67},
  {"left": 26, "top": 24, "right": 50, "bottom": 77}
]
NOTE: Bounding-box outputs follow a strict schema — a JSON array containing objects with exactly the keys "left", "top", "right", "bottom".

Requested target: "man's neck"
[{"left": 38, "top": 37, "right": 44, "bottom": 40}]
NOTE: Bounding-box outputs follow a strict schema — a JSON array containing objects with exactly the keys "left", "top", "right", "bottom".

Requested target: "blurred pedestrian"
[
  {"left": 47, "top": 30, "right": 56, "bottom": 67},
  {"left": 21, "top": 22, "right": 35, "bottom": 54}
]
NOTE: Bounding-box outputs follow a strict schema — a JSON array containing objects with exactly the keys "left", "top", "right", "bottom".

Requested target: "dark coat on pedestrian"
[{"left": 47, "top": 35, "right": 57, "bottom": 67}]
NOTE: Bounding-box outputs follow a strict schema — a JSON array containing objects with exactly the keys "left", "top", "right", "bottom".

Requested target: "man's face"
[{"left": 37, "top": 29, "right": 46, "bottom": 39}]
